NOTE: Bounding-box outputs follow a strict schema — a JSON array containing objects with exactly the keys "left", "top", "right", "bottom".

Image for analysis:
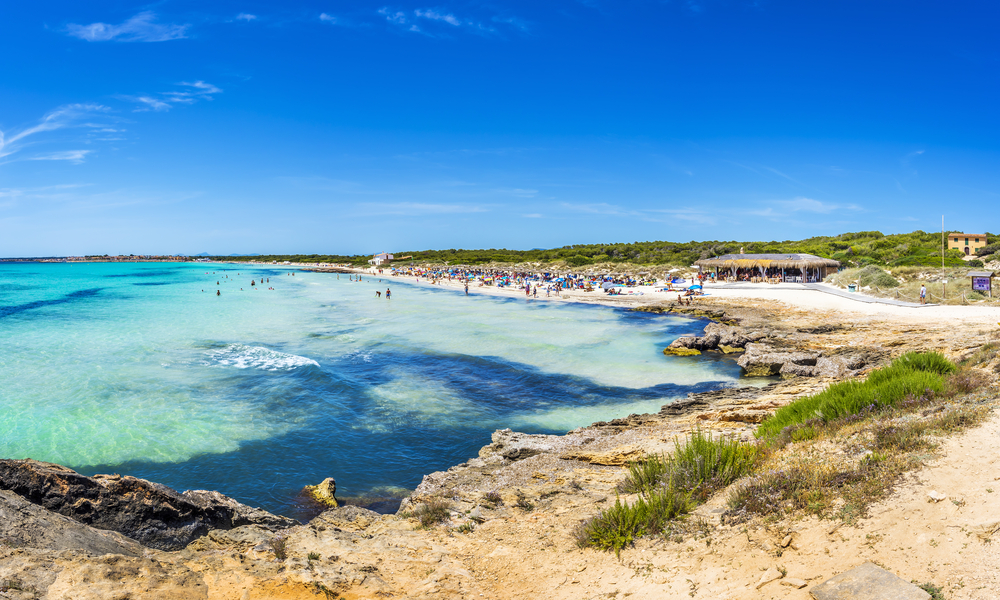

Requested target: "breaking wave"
[{"left": 205, "top": 344, "right": 320, "bottom": 371}]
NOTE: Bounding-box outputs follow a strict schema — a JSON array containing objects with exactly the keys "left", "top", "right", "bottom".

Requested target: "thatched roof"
[{"left": 694, "top": 253, "right": 840, "bottom": 270}]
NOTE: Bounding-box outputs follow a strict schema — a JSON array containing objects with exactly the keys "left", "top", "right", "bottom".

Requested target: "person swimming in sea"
[
  {"left": 386, "top": 288, "right": 391, "bottom": 299},
  {"left": 217, "top": 290, "right": 220, "bottom": 296}
]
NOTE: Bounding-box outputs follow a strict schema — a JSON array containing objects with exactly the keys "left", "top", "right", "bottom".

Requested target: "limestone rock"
[
  {"left": 781, "top": 362, "right": 818, "bottom": 377},
  {"left": 756, "top": 567, "right": 783, "bottom": 589},
  {"left": 810, "top": 562, "right": 931, "bottom": 600},
  {"left": 716, "top": 410, "right": 768, "bottom": 424},
  {"left": 738, "top": 343, "right": 819, "bottom": 377},
  {"left": 0, "top": 459, "right": 298, "bottom": 551},
  {"left": 815, "top": 354, "right": 866, "bottom": 378},
  {"left": 926, "top": 490, "right": 946, "bottom": 503},
  {"left": 971, "top": 520, "right": 1000, "bottom": 540},
  {"left": 560, "top": 445, "right": 644, "bottom": 466},
  {"left": 304, "top": 478, "right": 339, "bottom": 508},
  {"left": 782, "top": 577, "right": 808, "bottom": 588},
  {"left": 479, "top": 429, "right": 563, "bottom": 462},
  {"left": 668, "top": 323, "right": 761, "bottom": 353}
]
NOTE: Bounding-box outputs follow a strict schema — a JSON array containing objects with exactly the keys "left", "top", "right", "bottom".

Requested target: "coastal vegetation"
[
  {"left": 574, "top": 429, "right": 761, "bottom": 556},
  {"left": 754, "top": 351, "right": 957, "bottom": 438},
  {"left": 577, "top": 351, "right": 993, "bottom": 555},
  {"left": 212, "top": 230, "right": 992, "bottom": 269},
  {"left": 826, "top": 265, "right": 994, "bottom": 304}
]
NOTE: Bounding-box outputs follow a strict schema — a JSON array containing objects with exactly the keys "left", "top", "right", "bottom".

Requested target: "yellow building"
[{"left": 947, "top": 233, "right": 989, "bottom": 256}]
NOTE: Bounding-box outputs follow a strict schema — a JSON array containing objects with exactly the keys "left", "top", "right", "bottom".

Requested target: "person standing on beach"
[
  {"left": 465, "top": 282, "right": 469, "bottom": 295},
  {"left": 920, "top": 284, "right": 927, "bottom": 304}
]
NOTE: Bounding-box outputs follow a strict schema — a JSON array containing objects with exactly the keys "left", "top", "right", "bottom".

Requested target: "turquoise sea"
[{"left": 1, "top": 262, "right": 750, "bottom": 519}]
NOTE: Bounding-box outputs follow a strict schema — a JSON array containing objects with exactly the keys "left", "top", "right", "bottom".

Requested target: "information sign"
[{"left": 972, "top": 277, "right": 992, "bottom": 292}]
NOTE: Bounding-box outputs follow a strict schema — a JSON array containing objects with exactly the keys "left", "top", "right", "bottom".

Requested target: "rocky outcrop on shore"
[
  {"left": 654, "top": 303, "right": 888, "bottom": 378},
  {"left": 0, "top": 459, "right": 298, "bottom": 551}
]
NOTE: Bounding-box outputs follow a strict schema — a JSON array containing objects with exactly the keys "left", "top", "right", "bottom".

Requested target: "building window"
[{"left": 965, "top": 238, "right": 969, "bottom": 245}]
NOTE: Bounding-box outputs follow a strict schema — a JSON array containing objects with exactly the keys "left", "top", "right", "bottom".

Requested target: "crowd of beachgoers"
[{"left": 371, "top": 265, "right": 711, "bottom": 298}]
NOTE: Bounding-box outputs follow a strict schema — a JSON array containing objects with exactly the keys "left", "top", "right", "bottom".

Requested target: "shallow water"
[{"left": 1, "top": 262, "right": 752, "bottom": 519}]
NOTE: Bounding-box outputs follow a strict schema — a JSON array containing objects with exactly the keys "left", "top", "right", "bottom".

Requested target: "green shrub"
[
  {"left": 575, "top": 485, "right": 693, "bottom": 556},
  {"left": 619, "top": 430, "right": 759, "bottom": 498},
  {"left": 619, "top": 453, "right": 670, "bottom": 494},
  {"left": 892, "top": 351, "right": 957, "bottom": 375},
  {"left": 857, "top": 265, "right": 899, "bottom": 289},
  {"left": 584, "top": 429, "right": 759, "bottom": 554},
  {"left": 669, "top": 429, "right": 761, "bottom": 502},
  {"left": 757, "top": 352, "right": 955, "bottom": 438},
  {"left": 566, "top": 255, "right": 593, "bottom": 267}
]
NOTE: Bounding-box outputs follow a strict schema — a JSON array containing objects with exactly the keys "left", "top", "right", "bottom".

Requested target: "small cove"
[{"left": 1, "top": 262, "right": 755, "bottom": 520}]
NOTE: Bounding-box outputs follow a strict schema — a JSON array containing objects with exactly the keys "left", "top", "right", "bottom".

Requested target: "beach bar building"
[{"left": 694, "top": 253, "right": 840, "bottom": 283}]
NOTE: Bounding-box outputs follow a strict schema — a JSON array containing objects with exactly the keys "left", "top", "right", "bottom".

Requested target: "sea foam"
[{"left": 206, "top": 344, "right": 320, "bottom": 371}]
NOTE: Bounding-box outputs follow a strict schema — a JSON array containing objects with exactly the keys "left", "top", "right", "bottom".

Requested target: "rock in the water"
[
  {"left": 304, "top": 477, "right": 339, "bottom": 508},
  {"left": 0, "top": 459, "right": 298, "bottom": 551},
  {"left": 668, "top": 323, "right": 762, "bottom": 353},
  {"left": 663, "top": 347, "right": 702, "bottom": 356},
  {"left": 810, "top": 562, "right": 931, "bottom": 600}
]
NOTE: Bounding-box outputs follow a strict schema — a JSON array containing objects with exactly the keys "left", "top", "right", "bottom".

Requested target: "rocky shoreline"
[{"left": 1, "top": 298, "right": 997, "bottom": 599}]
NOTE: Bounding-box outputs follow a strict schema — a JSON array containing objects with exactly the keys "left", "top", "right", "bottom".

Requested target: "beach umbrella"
[{"left": 688, "top": 284, "right": 702, "bottom": 290}]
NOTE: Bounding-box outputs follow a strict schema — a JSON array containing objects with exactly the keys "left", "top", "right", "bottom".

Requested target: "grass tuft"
[
  {"left": 482, "top": 491, "right": 503, "bottom": 506},
  {"left": 580, "top": 429, "right": 758, "bottom": 555},
  {"left": 414, "top": 498, "right": 452, "bottom": 527},
  {"left": 268, "top": 536, "right": 288, "bottom": 561}
]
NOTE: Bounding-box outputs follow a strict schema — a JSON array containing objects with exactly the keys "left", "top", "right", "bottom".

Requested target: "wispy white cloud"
[
  {"left": 0, "top": 104, "right": 109, "bottom": 164},
  {"left": 124, "top": 81, "right": 222, "bottom": 112},
  {"left": 379, "top": 7, "right": 419, "bottom": 31},
  {"left": 65, "top": 11, "right": 189, "bottom": 43},
  {"left": 522, "top": 213, "right": 543, "bottom": 218},
  {"left": 235, "top": 13, "right": 257, "bottom": 22},
  {"left": 415, "top": 9, "right": 460, "bottom": 25},
  {"left": 378, "top": 6, "right": 523, "bottom": 35},
  {"left": 27, "top": 150, "right": 92, "bottom": 164},
  {"left": 319, "top": 13, "right": 338, "bottom": 23}
]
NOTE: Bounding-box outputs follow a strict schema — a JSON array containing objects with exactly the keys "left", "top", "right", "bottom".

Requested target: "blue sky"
[{"left": 1, "top": 1, "right": 998, "bottom": 256}]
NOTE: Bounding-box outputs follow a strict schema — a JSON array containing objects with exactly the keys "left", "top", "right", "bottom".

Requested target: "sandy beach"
[{"left": 333, "top": 264, "right": 1000, "bottom": 326}]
